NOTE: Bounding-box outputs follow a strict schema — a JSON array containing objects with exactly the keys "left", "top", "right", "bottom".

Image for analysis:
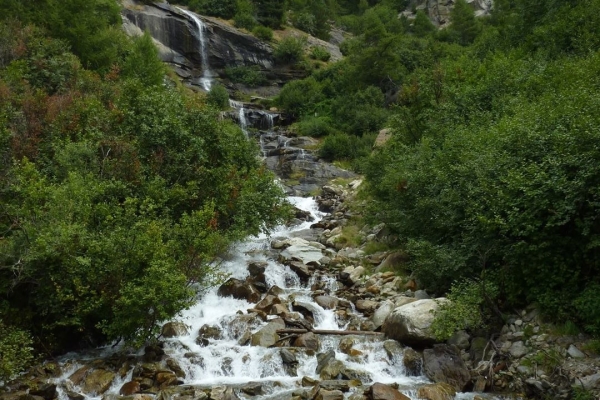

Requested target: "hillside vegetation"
[
  {"left": 275, "top": 0, "right": 600, "bottom": 339},
  {"left": 0, "top": 0, "right": 287, "bottom": 379}
]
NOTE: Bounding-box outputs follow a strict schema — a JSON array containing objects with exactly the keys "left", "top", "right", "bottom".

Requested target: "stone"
[
  {"left": 315, "top": 389, "right": 344, "bottom": 400},
  {"left": 382, "top": 340, "right": 404, "bottom": 361},
  {"left": 293, "top": 332, "right": 320, "bottom": 351},
  {"left": 240, "top": 382, "right": 263, "bottom": 396},
  {"left": 288, "top": 261, "right": 312, "bottom": 282},
  {"left": 423, "top": 344, "right": 471, "bottom": 391},
  {"left": 254, "top": 294, "right": 281, "bottom": 313},
  {"left": 320, "top": 360, "right": 345, "bottom": 380},
  {"left": 339, "top": 336, "right": 358, "bottom": 355},
  {"left": 161, "top": 321, "right": 188, "bottom": 338},
  {"left": 469, "top": 337, "right": 490, "bottom": 362},
  {"left": 416, "top": 383, "right": 456, "bottom": 400},
  {"left": 447, "top": 330, "right": 470, "bottom": 350},
  {"left": 509, "top": 341, "right": 528, "bottom": 358},
  {"left": 82, "top": 369, "right": 116, "bottom": 395},
  {"left": 356, "top": 299, "right": 378, "bottom": 314},
  {"left": 314, "top": 295, "right": 338, "bottom": 309},
  {"left": 382, "top": 299, "right": 447, "bottom": 346},
  {"left": 280, "top": 238, "right": 324, "bottom": 264},
  {"left": 166, "top": 359, "right": 185, "bottom": 378},
  {"left": 251, "top": 318, "right": 285, "bottom": 347},
  {"left": 316, "top": 350, "right": 336, "bottom": 375},
  {"left": 393, "top": 297, "right": 417, "bottom": 308},
  {"left": 210, "top": 386, "right": 240, "bottom": 400},
  {"left": 319, "top": 380, "right": 360, "bottom": 392},
  {"left": 567, "top": 344, "right": 585, "bottom": 359},
  {"left": 29, "top": 384, "right": 57, "bottom": 400},
  {"left": 577, "top": 372, "right": 600, "bottom": 390},
  {"left": 372, "top": 301, "right": 395, "bottom": 329},
  {"left": 414, "top": 290, "right": 430, "bottom": 300},
  {"left": 402, "top": 348, "right": 422, "bottom": 376},
  {"left": 280, "top": 348, "right": 297, "bottom": 364},
  {"left": 119, "top": 382, "right": 141, "bottom": 396},
  {"left": 367, "top": 383, "right": 410, "bottom": 400},
  {"left": 217, "top": 278, "right": 261, "bottom": 303}
]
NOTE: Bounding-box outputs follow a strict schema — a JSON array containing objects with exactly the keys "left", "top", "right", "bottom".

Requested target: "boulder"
[
  {"left": 314, "top": 295, "right": 338, "bottom": 310},
  {"left": 416, "top": 383, "right": 456, "bottom": 400},
  {"left": 82, "top": 369, "right": 116, "bottom": 395},
  {"left": 372, "top": 301, "right": 395, "bottom": 329},
  {"left": 217, "top": 278, "right": 261, "bottom": 303},
  {"left": 254, "top": 294, "right": 281, "bottom": 313},
  {"left": 315, "top": 389, "right": 344, "bottom": 400},
  {"left": 119, "top": 382, "right": 141, "bottom": 396},
  {"left": 210, "top": 386, "right": 240, "bottom": 400},
  {"left": 320, "top": 359, "right": 345, "bottom": 380},
  {"left": 402, "top": 347, "right": 422, "bottom": 376},
  {"left": 280, "top": 238, "right": 324, "bottom": 264},
  {"left": 382, "top": 299, "right": 447, "bottom": 346},
  {"left": 319, "top": 380, "right": 361, "bottom": 392},
  {"left": 161, "top": 321, "right": 189, "bottom": 338},
  {"left": 382, "top": 340, "right": 403, "bottom": 361},
  {"left": 367, "top": 383, "right": 410, "bottom": 400},
  {"left": 423, "top": 344, "right": 471, "bottom": 391},
  {"left": 293, "top": 332, "right": 320, "bottom": 351},
  {"left": 447, "top": 330, "right": 470, "bottom": 350},
  {"left": 356, "top": 299, "right": 378, "bottom": 314},
  {"left": 288, "top": 261, "right": 312, "bottom": 282},
  {"left": 251, "top": 318, "right": 285, "bottom": 347},
  {"left": 29, "top": 384, "right": 57, "bottom": 400},
  {"left": 316, "top": 350, "right": 336, "bottom": 375}
]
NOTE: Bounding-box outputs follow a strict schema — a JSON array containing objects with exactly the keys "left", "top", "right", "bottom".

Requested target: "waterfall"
[
  {"left": 178, "top": 7, "right": 213, "bottom": 91},
  {"left": 229, "top": 99, "right": 249, "bottom": 138}
]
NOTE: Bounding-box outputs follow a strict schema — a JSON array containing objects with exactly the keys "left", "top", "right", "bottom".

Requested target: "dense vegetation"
[
  {"left": 275, "top": 0, "right": 600, "bottom": 337},
  {"left": 0, "top": 0, "right": 287, "bottom": 380}
]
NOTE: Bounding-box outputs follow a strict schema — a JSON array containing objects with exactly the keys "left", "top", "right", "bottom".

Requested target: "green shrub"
[
  {"left": 206, "top": 83, "right": 230, "bottom": 109},
  {"left": 575, "top": 284, "right": 600, "bottom": 336},
  {"left": 431, "top": 279, "right": 499, "bottom": 340},
  {"left": 234, "top": 12, "right": 256, "bottom": 30},
  {"left": 276, "top": 77, "right": 323, "bottom": 117},
  {"left": 225, "top": 65, "right": 267, "bottom": 86},
  {"left": 296, "top": 116, "right": 335, "bottom": 137},
  {"left": 310, "top": 46, "right": 331, "bottom": 61},
  {"left": 252, "top": 25, "right": 273, "bottom": 41},
  {"left": 292, "top": 12, "right": 317, "bottom": 35},
  {"left": 274, "top": 36, "right": 306, "bottom": 65},
  {"left": 0, "top": 322, "right": 34, "bottom": 381},
  {"left": 319, "top": 132, "right": 376, "bottom": 163}
]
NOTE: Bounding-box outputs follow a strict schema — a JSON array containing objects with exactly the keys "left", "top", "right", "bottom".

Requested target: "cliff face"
[
  {"left": 121, "top": 1, "right": 295, "bottom": 88},
  {"left": 402, "top": 0, "right": 493, "bottom": 26}
]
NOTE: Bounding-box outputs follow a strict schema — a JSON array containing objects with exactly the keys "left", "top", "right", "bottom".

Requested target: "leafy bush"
[
  {"left": 292, "top": 12, "right": 317, "bottom": 35},
  {"left": 575, "top": 284, "right": 600, "bottom": 336},
  {"left": 225, "top": 65, "right": 267, "bottom": 86},
  {"left": 252, "top": 25, "right": 273, "bottom": 41},
  {"left": 274, "top": 36, "right": 306, "bottom": 65},
  {"left": 319, "top": 132, "right": 376, "bottom": 164},
  {"left": 431, "top": 279, "right": 499, "bottom": 340},
  {"left": 0, "top": 322, "right": 34, "bottom": 381},
  {"left": 234, "top": 12, "right": 256, "bottom": 30},
  {"left": 296, "top": 116, "right": 335, "bottom": 137},
  {"left": 310, "top": 46, "right": 331, "bottom": 62},
  {"left": 276, "top": 76, "right": 323, "bottom": 117},
  {"left": 206, "top": 83, "right": 230, "bottom": 109}
]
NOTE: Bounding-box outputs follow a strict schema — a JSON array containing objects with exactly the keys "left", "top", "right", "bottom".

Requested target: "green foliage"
[
  {"left": 574, "top": 284, "right": 600, "bottom": 336},
  {"left": 431, "top": 279, "right": 499, "bottom": 340},
  {"left": 121, "top": 32, "right": 165, "bottom": 86},
  {"left": 188, "top": 0, "right": 237, "bottom": 19},
  {"left": 310, "top": 46, "right": 331, "bottom": 61},
  {"left": 572, "top": 387, "right": 595, "bottom": 400},
  {"left": 252, "top": 25, "right": 273, "bottom": 41},
  {"left": 206, "top": 83, "right": 230, "bottom": 109},
  {"left": 411, "top": 10, "right": 436, "bottom": 37},
  {"left": 254, "top": 0, "right": 285, "bottom": 29},
  {"left": 276, "top": 76, "right": 323, "bottom": 118},
  {"left": 0, "top": 321, "right": 34, "bottom": 381},
  {"left": 274, "top": 36, "right": 307, "bottom": 65},
  {"left": 296, "top": 116, "right": 335, "bottom": 137},
  {"left": 225, "top": 65, "right": 267, "bottom": 86},
  {"left": 319, "top": 132, "right": 376, "bottom": 164},
  {"left": 447, "top": 0, "right": 481, "bottom": 45}
]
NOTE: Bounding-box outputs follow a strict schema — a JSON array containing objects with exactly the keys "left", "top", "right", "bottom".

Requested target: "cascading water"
[{"left": 178, "top": 8, "right": 213, "bottom": 91}]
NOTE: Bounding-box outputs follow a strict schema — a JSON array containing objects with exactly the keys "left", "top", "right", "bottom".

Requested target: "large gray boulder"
[
  {"left": 250, "top": 318, "right": 285, "bottom": 347},
  {"left": 423, "top": 344, "right": 471, "bottom": 392},
  {"left": 280, "top": 238, "right": 324, "bottom": 264},
  {"left": 382, "top": 298, "right": 447, "bottom": 346}
]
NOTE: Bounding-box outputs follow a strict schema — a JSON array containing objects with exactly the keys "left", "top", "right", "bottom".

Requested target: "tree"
[
  {"left": 448, "top": 0, "right": 480, "bottom": 45},
  {"left": 121, "top": 32, "right": 165, "bottom": 86},
  {"left": 254, "top": 0, "right": 285, "bottom": 28}
]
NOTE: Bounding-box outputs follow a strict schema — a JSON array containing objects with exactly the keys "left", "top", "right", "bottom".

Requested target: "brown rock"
[
  {"left": 119, "top": 381, "right": 141, "bottom": 396},
  {"left": 82, "top": 369, "right": 115, "bottom": 395},
  {"left": 293, "top": 332, "right": 320, "bottom": 351},
  {"left": 255, "top": 294, "right": 281, "bottom": 312},
  {"left": 367, "top": 383, "right": 410, "bottom": 400},
  {"left": 161, "top": 322, "right": 188, "bottom": 338},
  {"left": 217, "top": 278, "right": 261, "bottom": 303},
  {"left": 423, "top": 345, "right": 471, "bottom": 391},
  {"left": 416, "top": 383, "right": 456, "bottom": 400},
  {"left": 314, "top": 295, "right": 338, "bottom": 310},
  {"left": 315, "top": 389, "right": 344, "bottom": 400}
]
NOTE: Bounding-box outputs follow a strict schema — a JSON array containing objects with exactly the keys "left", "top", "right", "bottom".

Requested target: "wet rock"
[
  {"left": 254, "top": 294, "right": 282, "bottom": 313},
  {"left": 367, "top": 383, "right": 410, "bottom": 400},
  {"left": 82, "top": 369, "right": 116, "bottom": 395},
  {"left": 217, "top": 278, "right": 261, "bottom": 303},
  {"left": 280, "top": 348, "right": 298, "bottom": 364},
  {"left": 166, "top": 359, "right": 185, "bottom": 379},
  {"left": 320, "top": 359, "right": 345, "bottom": 380},
  {"left": 251, "top": 318, "right": 285, "bottom": 347},
  {"left": 65, "top": 391, "right": 85, "bottom": 400},
  {"left": 315, "top": 389, "right": 344, "bottom": 400},
  {"left": 240, "top": 382, "right": 263, "bottom": 396},
  {"left": 143, "top": 344, "right": 165, "bottom": 362},
  {"left": 319, "top": 380, "right": 361, "bottom": 392},
  {"left": 402, "top": 347, "right": 423, "bottom": 376},
  {"left": 416, "top": 383, "right": 456, "bottom": 400},
  {"left": 382, "top": 340, "right": 403, "bottom": 360},
  {"left": 119, "top": 382, "right": 141, "bottom": 396},
  {"left": 314, "top": 295, "right": 338, "bottom": 310},
  {"left": 280, "top": 238, "right": 324, "bottom": 264},
  {"left": 292, "top": 301, "right": 317, "bottom": 324},
  {"left": 29, "top": 384, "right": 57, "bottom": 400},
  {"left": 293, "top": 332, "right": 320, "bottom": 351},
  {"left": 247, "top": 261, "right": 268, "bottom": 292},
  {"left": 423, "top": 344, "right": 470, "bottom": 391},
  {"left": 382, "top": 299, "right": 447, "bottom": 346},
  {"left": 161, "top": 322, "right": 189, "bottom": 338},
  {"left": 316, "top": 350, "right": 337, "bottom": 375},
  {"left": 339, "top": 336, "right": 358, "bottom": 355},
  {"left": 210, "top": 386, "right": 240, "bottom": 400},
  {"left": 69, "top": 366, "right": 92, "bottom": 385},
  {"left": 288, "top": 261, "right": 312, "bottom": 282},
  {"left": 198, "top": 324, "right": 222, "bottom": 343},
  {"left": 156, "top": 371, "right": 178, "bottom": 388}
]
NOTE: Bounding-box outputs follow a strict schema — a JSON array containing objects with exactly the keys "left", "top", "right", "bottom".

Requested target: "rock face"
[
  {"left": 423, "top": 345, "right": 471, "bottom": 392},
  {"left": 401, "top": 0, "right": 493, "bottom": 27},
  {"left": 382, "top": 299, "right": 446, "bottom": 346}
]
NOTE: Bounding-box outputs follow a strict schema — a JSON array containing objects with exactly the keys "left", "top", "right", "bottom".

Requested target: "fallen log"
[{"left": 277, "top": 328, "right": 383, "bottom": 336}]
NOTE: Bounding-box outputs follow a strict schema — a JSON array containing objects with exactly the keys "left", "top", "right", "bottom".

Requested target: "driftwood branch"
[{"left": 277, "top": 329, "right": 383, "bottom": 336}]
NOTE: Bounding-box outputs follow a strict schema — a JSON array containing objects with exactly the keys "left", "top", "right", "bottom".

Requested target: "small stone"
[
  {"left": 567, "top": 344, "right": 586, "bottom": 359},
  {"left": 509, "top": 341, "right": 528, "bottom": 358}
]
